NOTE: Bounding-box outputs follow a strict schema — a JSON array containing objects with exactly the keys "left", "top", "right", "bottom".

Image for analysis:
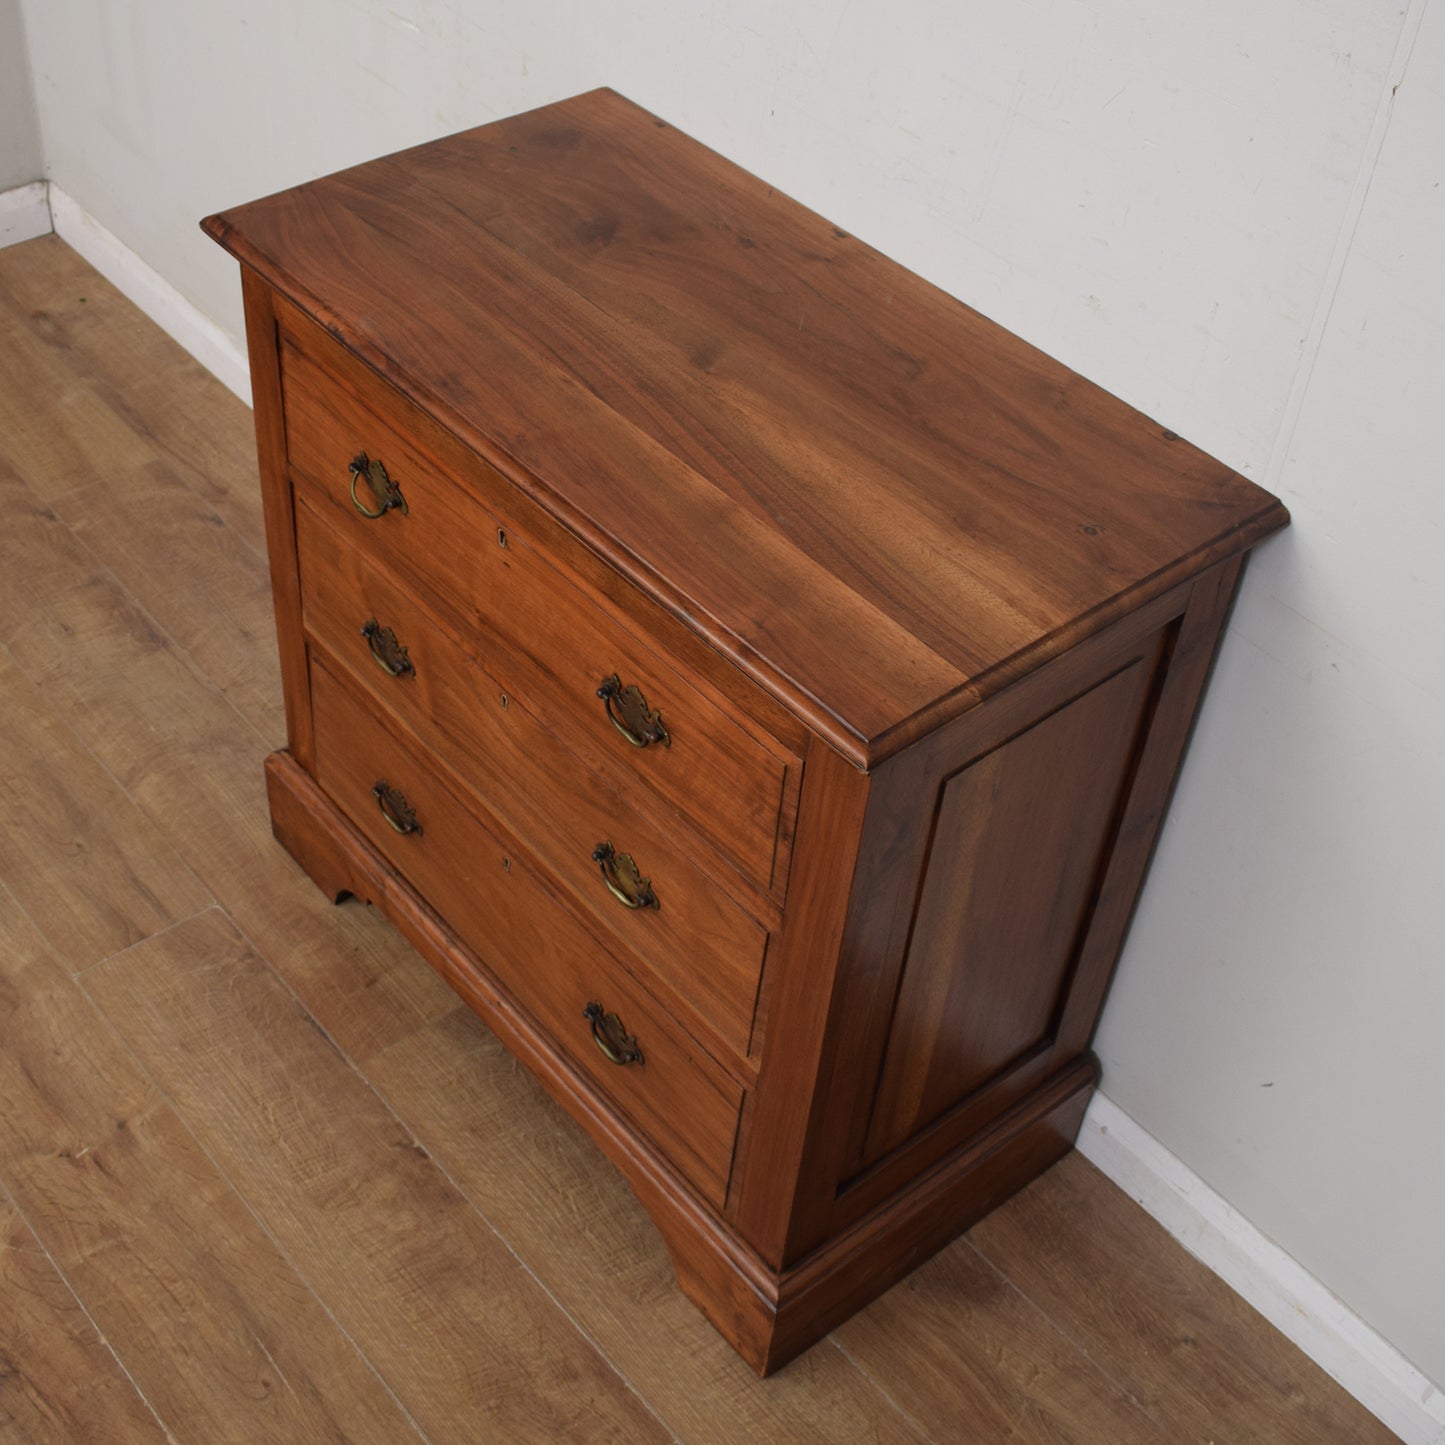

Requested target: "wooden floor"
[{"left": 0, "top": 232, "right": 1396, "bottom": 1445}]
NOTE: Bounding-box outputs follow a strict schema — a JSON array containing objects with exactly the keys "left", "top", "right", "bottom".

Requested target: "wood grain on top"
[{"left": 203, "top": 87, "right": 1287, "bottom": 761}]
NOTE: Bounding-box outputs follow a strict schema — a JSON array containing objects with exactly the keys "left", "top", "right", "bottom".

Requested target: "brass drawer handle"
[
  {"left": 371, "top": 779, "right": 422, "bottom": 835},
  {"left": 348, "top": 452, "right": 408, "bottom": 519},
  {"left": 596, "top": 674, "right": 670, "bottom": 749},
  {"left": 583, "top": 1001, "right": 644, "bottom": 1067},
  {"left": 360, "top": 618, "right": 414, "bottom": 678},
  {"left": 591, "top": 841, "right": 659, "bottom": 911}
]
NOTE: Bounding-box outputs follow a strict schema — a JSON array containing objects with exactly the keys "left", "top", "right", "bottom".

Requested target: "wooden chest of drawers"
[{"left": 204, "top": 88, "right": 1288, "bottom": 1373}]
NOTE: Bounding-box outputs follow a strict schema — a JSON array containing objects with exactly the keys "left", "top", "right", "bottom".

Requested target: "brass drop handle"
[
  {"left": 591, "top": 841, "right": 659, "bottom": 911},
  {"left": 583, "top": 1001, "right": 644, "bottom": 1067},
  {"left": 596, "top": 674, "right": 670, "bottom": 749},
  {"left": 349, "top": 452, "right": 408, "bottom": 519},
  {"left": 371, "top": 780, "right": 422, "bottom": 835},
  {"left": 360, "top": 618, "right": 414, "bottom": 678}
]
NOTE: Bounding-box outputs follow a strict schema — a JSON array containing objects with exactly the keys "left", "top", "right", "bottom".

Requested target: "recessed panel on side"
[{"left": 859, "top": 635, "right": 1169, "bottom": 1167}]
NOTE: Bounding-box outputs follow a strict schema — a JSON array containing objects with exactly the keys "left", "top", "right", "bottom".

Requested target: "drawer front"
[
  {"left": 278, "top": 320, "right": 798, "bottom": 899},
  {"left": 295, "top": 495, "right": 769, "bottom": 1063},
  {"left": 307, "top": 654, "right": 743, "bottom": 1205}
]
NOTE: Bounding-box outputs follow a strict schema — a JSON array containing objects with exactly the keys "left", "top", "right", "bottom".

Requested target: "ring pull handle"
[
  {"left": 371, "top": 780, "right": 422, "bottom": 835},
  {"left": 591, "top": 841, "right": 659, "bottom": 911},
  {"left": 596, "top": 675, "right": 670, "bottom": 749},
  {"left": 360, "top": 618, "right": 415, "bottom": 678},
  {"left": 583, "top": 1001, "right": 644, "bottom": 1066},
  {"left": 349, "top": 452, "right": 408, "bottom": 519}
]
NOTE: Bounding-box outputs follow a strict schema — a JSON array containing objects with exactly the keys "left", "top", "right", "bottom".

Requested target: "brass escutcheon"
[
  {"left": 591, "top": 841, "right": 659, "bottom": 911},
  {"left": 360, "top": 618, "right": 414, "bottom": 678},
  {"left": 371, "top": 779, "right": 421, "bottom": 835},
  {"left": 348, "top": 452, "right": 408, "bottom": 518},
  {"left": 583, "top": 1001, "right": 644, "bottom": 1066},
  {"left": 596, "top": 674, "right": 670, "bottom": 748}
]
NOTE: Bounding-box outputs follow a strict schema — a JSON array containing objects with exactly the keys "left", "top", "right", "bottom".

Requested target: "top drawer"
[{"left": 276, "top": 305, "right": 801, "bottom": 900}]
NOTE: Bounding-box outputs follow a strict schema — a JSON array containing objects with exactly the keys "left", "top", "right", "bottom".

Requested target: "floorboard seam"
[
  {"left": 69, "top": 904, "right": 222, "bottom": 978},
  {"left": 959, "top": 1233, "right": 1163, "bottom": 1428},
  {"left": 69, "top": 909, "right": 436, "bottom": 1445},
  {"left": 28, "top": 464, "right": 279, "bottom": 756},
  {"left": 0, "top": 633, "right": 219, "bottom": 964},
  {"left": 0, "top": 1171, "right": 177, "bottom": 1443},
  {"left": 825, "top": 1337, "right": 940, "bottom": 1444},
  {"left": 220, "top": 903, "right": 685, "bottom": 1443}
]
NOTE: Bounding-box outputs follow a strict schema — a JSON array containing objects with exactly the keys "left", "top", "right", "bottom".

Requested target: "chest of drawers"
[{"left": 204, "top": 88, "right": 1288, "bottom": 1373}]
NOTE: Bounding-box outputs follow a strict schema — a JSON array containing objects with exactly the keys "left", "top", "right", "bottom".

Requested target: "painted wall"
[
  {"left": 17, "top": 0, "right": 1444, "bottom": 1390},
  {"left": 0, "top": 0, "right": 41, "bottom": 190},
  {"left": 1094, "top": 0, "right": 1445, "bottom": 1385}
]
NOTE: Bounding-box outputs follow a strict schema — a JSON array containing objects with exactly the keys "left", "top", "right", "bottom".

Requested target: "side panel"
[
  {"left": 817, "top": 559, "right": 1245, "bottom": 1233},
  {"left": 859, "top": 638, "right": 1167, "bottom": 1165}
]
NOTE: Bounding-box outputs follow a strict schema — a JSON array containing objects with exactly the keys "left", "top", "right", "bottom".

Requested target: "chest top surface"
[{"left": 203, "top": 86, "right": 1286, "bottom": 763}]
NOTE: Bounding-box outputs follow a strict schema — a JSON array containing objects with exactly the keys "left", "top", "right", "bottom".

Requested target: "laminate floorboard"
[
  {"left": 0, "top": 646, "right": 212, "bottom": 971},
  {"left": 0, "top": 889, "right": 424, "bottom": 1444},
  {"left": 0, "top": 232, "right": 1401, "bottom": 1443},
  {"left": 831, "top": 1240, "right": 1171, "bottom": 1444},
  {"left": 0, "top": 1192, "right": 166, "bottom": 1444},
  {"left": 0, "top": 451, "right": 457, "bottom": 1065},
  {"left": 0, "top": 235, "right": 265, "bottom": 551},
  {"left": 52, "top": 453, "right": 284, "bottom": 741},
  {"left": 962, "top": 1152, "right": 1402, "bottom": 1444},
  {"left": 83, "top": 908, "right": 669, "bottom": 1445},
  {"left": 369, "top": 1006, "right": 931, "bottom": 1444}
]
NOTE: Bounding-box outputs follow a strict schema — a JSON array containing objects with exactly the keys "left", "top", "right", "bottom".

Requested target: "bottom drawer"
[{"left": 307, "top": 651, "right": 743, "bottom": 1205}]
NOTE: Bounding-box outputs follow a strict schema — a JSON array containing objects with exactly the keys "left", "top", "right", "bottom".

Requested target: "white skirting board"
[
  {"left": 5, "top": 177, "right": 1441, "bottom": 1445},
  {"left": 0, "top": 181, "right": 52, "bottom": 248},
  {"left": 1080, "top": 1094, "right": 1445, "bottom": 1444},
  {"left": 46, "top": 183, "right": 252, "bottom": 404}
]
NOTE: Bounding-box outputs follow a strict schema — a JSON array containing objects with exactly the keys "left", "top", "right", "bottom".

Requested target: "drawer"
[
  {"left": 277, "top": 315, "right": 799, "bottom": 899},
  {"left": 307, "top": 653, "right": 743, "bottom": 1205},
  {"left": 295, "top": 495, "right": 770, "bottom": 1063}
]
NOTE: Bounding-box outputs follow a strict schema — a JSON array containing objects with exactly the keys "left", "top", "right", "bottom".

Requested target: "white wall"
[
  {"left": 18, "top": 0, "right": 1445, "bottom": 1396},
  {"left": 0, "top": 0, "right": 41, "bottom": 190},
  {"left": 1094, "top": 0, "right": 1445, "bottom": 1386}
]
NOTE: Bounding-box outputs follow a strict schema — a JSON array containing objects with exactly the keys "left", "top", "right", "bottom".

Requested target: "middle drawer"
[{"left": 295, "top": 495, "right": 770, "bottom": 1066}]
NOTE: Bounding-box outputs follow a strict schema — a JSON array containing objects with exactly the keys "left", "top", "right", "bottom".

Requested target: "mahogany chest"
[{"left": 204, "top": 88, "right": 1288, "bottom": 1373}]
